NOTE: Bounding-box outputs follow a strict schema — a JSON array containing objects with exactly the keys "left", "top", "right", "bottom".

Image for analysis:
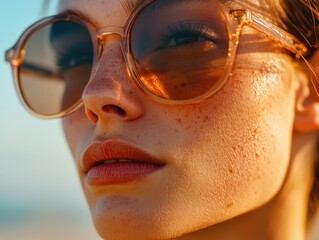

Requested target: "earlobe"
[{"left": 294, "top": 51, "right": 319, "bottom": 132}]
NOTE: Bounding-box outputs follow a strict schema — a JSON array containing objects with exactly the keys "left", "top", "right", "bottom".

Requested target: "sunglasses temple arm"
[{"left": 243, "top": 10, "right": 308, "bottom": 57}]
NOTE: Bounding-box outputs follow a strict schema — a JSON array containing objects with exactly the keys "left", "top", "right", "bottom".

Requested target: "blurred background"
[{"left": 0, "top": 1, "right": 101, "bottom": 239}]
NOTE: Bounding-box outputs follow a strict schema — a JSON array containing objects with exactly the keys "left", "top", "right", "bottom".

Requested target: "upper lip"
[{"left": 82, "top": 139, "right": 165, "bottom": 172}]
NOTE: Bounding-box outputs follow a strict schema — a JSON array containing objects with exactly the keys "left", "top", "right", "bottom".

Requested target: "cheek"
[
  {"left": 62, "top": 109, "right": 93, "bottom": 160},
  {"left": 158, "top": 60, "right": 295, "bottom": 223}
]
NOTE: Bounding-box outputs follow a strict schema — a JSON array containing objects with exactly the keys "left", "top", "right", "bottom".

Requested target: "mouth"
[{"left": 82, "top": 140, "right": 165, "bottom": 185}]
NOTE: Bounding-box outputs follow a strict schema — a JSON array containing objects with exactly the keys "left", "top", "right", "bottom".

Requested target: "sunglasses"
[{"left": 6, "top": 0, "right": 307, "bottom": 119}]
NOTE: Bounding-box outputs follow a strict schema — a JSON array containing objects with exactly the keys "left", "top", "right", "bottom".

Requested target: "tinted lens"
[
  {"left": 131, "top": 0, "right": 229, "bottom": 101},
  {"left": 20, "top": 21, "right": 93, "bottom": 115}
]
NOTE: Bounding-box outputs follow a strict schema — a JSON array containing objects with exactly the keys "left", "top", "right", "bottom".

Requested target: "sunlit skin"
[{"left": 60, "top": 0, "right": 319, "bottom": 239}]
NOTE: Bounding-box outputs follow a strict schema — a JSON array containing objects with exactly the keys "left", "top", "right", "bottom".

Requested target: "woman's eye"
[
  {"left": 55, "top": 42, "right": 93, "bottom": 71},
  {"left": 157, "top": 22, "right": 218, "bottom": 50},
  {"left": 167, "top": 33, "right": 206, "bottom": 47}
]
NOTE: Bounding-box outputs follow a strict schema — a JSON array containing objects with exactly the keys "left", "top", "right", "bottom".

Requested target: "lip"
[{"left": 82, "top": 140, "right": 165, "bottom": 185}]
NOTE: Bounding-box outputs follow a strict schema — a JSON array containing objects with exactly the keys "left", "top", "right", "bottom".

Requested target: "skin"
[{"left": 60, "top": 0, "right": 319, "bottom": 239}]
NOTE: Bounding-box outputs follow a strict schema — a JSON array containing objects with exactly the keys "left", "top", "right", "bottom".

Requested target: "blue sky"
[{"left": 0, "top": 1, "right": 99, "bottom": 238}]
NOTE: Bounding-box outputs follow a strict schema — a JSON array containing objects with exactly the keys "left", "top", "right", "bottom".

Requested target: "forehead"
[
  {"left": 58, "top": 0, "right": 269, "bottom": 26},
  {"left": 58, "top": 0, "right": 131, "bottom": 26}
]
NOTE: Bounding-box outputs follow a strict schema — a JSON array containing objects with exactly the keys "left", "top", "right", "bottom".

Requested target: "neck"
[{"left": 175, "top": 132, "right": 317, "bottom": 240}]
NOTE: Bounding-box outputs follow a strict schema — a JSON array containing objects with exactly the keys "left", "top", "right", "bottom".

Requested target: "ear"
[{"left": 294, "top": 50, "right": 319, "bottom": 132}]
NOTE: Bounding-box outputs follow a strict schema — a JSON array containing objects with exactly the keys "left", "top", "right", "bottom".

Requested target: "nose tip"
[{"left": 81, "top": 36, "right": 144, "bottom": 125}]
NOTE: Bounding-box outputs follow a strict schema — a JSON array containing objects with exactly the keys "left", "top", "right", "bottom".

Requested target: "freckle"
[
  {"left": 228, "top": 168, "right": 234, "bottom": 174},
  {"left": 226, "top": 202, "right": 234, "bottom": 208},
  {"left": 203, "top": 115, "right": 210, "bottom": 122},
  {"left": 176, "top": 118, "right": 182, "bottom": 124},
  {"left": 255, "top": 152, "right": 260, "bottom": 159},
  {"left": 252, "top": 128, "right": 259, "bottom": 139}
]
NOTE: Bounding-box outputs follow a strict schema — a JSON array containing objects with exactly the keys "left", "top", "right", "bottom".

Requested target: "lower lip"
[{"left": 86, "top": 162, "right": 164, "bottom": 185}]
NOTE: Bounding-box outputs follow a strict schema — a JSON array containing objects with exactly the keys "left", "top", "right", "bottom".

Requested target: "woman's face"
[{"left": 61, "top": 0, "right": 299, "bottom": 239}]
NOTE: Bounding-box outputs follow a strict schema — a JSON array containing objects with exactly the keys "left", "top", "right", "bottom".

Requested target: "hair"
[
  {"left": 268, "top": 0, "right": 319, "bottom": 223},
  {"left": 270, "top": 0, "right": 319, "bottom": 53}
]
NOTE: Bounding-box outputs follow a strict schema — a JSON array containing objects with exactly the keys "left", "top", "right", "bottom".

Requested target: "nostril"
[
  {"left": 102, "top": 105, "right": 126, "bottom": 117},
  {"left": 86, "top": 109, "right": 99, "bottom": 124}
]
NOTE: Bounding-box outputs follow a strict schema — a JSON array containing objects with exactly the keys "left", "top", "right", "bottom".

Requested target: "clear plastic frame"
[{"left": 6, "top": 0, "right": 308, "bottom": 119}]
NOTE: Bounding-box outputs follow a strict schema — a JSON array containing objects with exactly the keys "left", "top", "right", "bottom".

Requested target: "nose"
[{"left": 82, "top": 36, "right": 143, "bottom": 125}]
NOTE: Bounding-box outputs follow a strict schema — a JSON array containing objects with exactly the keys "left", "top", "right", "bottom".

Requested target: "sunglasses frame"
[{"left": 6, "top": 0, "right": 308, "bottom": 119}]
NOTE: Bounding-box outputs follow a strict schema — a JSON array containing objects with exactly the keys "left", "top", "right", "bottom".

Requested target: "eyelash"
[
  {"left": 159, "top": 21, "right": 218, "bottom": 49},
  {"left": 55, "top": 42, "right": 93, "bottom": 71}
]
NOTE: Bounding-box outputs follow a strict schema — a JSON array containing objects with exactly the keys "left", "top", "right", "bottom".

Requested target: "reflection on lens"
[
  {"left": 131, "top": 0, "right": 229, "bottom": 100},
  {"left": 20, "top": 21, "right": 93, "bottom": 115}
]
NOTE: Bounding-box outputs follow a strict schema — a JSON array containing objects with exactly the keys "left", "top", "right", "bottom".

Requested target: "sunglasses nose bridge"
[
  {"left": 96, "top": 26, "right": 126, "bottom": 59},
  {"left": 97, "top": 26, "right": 125, "bottom": 38}
]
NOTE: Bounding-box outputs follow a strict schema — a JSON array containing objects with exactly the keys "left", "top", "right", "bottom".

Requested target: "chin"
[
  {"left": 92, "top": 212, "right": 177, "bottom": 240},
  {"left": 88, "top": 196, "right": 201, "bottom": 240},
  {"left": 88, "top": 197, "right": 159, "bottom": 240}
]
